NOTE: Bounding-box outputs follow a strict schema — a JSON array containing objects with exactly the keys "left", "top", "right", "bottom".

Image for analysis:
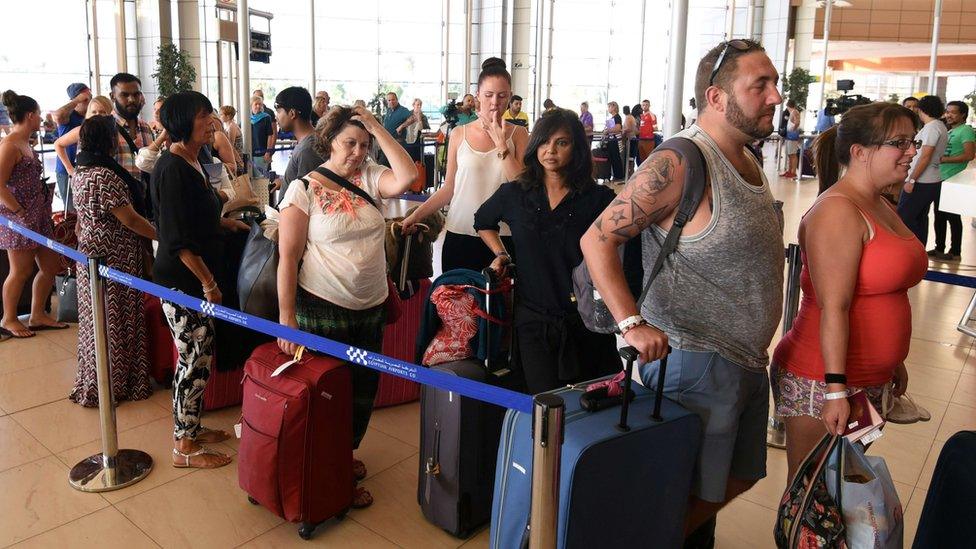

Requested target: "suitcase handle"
[
  {"left": 618, "top": 345, "right": 670, "bottom": 426},
  {"left": 482, "top": 266, "right": 515, "bottom": 378}
]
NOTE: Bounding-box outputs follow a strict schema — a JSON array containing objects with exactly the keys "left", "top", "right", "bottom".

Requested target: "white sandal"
[{"left": 172, "top": 446, "right": 231, "bottom": 469}]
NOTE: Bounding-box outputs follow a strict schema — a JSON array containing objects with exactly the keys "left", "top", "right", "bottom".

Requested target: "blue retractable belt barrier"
[
  {"left": 923, "top": 270, "right": 976, "bottom": 288},
  {"left": 0, "top": 213, "right": 533, "bottom": 414}
]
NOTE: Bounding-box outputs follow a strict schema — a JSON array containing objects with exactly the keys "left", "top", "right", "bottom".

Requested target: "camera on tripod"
[
  {"left": 442, "top": 98, "right": 460, "bottom": 128},
  {"left": 824, "top": 79, "right": 872, "bottom": 116}
]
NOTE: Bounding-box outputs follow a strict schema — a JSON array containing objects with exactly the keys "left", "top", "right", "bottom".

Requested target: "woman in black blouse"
[
  {"left": 474, "top": 108, "right": 620, "bottom": 394},
  {"left": 152, "top": 91, "right": 247, "bottom": 469}
]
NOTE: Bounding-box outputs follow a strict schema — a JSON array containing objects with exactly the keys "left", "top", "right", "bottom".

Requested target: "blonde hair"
[{"left": 86, "top": 95, "right": 113, "bottom": 118}]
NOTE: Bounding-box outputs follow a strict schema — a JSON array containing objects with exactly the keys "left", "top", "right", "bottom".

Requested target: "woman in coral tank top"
[{"left": 772, "top": 102, "right": 929, "bottom": 479}]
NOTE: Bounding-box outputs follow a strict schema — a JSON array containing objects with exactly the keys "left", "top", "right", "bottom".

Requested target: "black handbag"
[
  {"left": 237, "top": 215, "right": 280, "bottom": 321},
  {"left": 55, "top": 273, "right": 78, "bottom": 323}
]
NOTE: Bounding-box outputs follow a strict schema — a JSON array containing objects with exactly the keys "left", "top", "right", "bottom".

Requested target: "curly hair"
[{"left": 312, "top": 106, "right": 372, "bottom": 159}]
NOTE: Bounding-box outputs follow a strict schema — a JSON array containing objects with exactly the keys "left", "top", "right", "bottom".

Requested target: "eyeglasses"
[
  {"left": 709, "top": 39, "right": 752, "bottom": 86},
  {"left": 879, "top": 138, "right": 922, "bottom": 151}
]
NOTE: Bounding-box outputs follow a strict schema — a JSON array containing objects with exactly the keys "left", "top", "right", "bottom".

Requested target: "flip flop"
[
  {"left": 27, "top": 323, "right": 69, "bottom": 331},
  {"left": 0, "top": 326, "right": 35, "bottom": 338}
]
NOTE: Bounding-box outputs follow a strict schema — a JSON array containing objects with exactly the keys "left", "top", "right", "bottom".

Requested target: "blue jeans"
[{"left": 56, "top": 171, "right": 74, "bottom": 211}]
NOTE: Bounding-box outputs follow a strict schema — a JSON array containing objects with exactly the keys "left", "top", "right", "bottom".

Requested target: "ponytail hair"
[
  {"left": 814, "top": 126, "right": 840, "bottom": 194},
  {"left": 1, "top": 90, "right": 39, "bottom": 124},
  {"left": 813, "top": 102, "right": 919, "bottom": 194},
  {"left": 478, "top": 57, "right": 511, "bottom": 87}
]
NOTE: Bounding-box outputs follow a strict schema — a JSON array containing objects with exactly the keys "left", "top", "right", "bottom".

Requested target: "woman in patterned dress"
[
  {"left": 68, "top": 115, "right": 157, "bottom": 406},
  {"left": 0, "top": 90, "right": 65, "bottom": 338}
]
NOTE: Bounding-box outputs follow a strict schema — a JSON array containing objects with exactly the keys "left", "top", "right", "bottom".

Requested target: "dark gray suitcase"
[{"left": 418, "top": 269, "right": 512, "bottom": 538}]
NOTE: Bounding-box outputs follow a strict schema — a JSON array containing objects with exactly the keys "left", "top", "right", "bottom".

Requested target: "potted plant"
[
  {"left": 782, "top": 67, "right": 817, "bottom": 110},
  {"left": 152, "top": 43, "right": 197, "bottom": 96}
]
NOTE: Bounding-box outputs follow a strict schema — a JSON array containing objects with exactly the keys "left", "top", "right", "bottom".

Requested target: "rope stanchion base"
[{"left": 69, "top": 449, "right": 153, "bottom": 492}]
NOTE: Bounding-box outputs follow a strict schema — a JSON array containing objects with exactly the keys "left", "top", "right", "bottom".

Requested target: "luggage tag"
[
  {"left": 234, "top": 413, "right": 243, "bottom": 439},
  {"left": 271, "top": 345, "right": 306, "bottom": 377}
]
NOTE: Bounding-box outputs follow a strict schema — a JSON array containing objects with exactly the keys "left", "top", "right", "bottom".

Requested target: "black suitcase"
[
  {"left": 424, "top": 152, "right": 435, "bottom": 190},
  {"left": 418, "top": 269, "right": 513, "bottom": 538}
]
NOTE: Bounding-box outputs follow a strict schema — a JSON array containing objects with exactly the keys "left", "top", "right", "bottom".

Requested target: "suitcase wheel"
[
  {"left": 298, "top": 522, "right": 317, "bottom": 540},
  {"left": 247, "top": 496, "right": 259, "bottom": 505},
  {"left": 336, "top": 508, "right": 349, "bottom": 521}
]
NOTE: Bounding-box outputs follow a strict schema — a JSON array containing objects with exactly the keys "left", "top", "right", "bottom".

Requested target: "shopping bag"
[{"left": 826, "top": 437, "right": 904, "bottom": 549}]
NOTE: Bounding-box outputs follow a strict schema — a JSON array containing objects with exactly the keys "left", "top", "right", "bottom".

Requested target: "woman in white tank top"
[{"left": 401, "top": 57, "right": 529, "bottom": 272}]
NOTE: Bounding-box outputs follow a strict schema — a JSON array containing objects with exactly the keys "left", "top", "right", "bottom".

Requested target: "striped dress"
[{"left": 68, "top": 166, "right": 152, "bottom": 407}]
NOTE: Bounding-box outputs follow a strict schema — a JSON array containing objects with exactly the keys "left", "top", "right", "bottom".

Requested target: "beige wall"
[{"left": 812, "top": 0, "right": 976, "bottom": 43}]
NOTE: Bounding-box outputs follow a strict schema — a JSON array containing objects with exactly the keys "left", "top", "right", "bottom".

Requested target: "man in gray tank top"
[{"left": 581, "top": 39, "right": 784, "bottom": 547}]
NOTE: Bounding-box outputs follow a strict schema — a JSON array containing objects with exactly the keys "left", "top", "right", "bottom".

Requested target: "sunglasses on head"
[{"left": 709, "top": 39, "right": 752, "bottom": 86}]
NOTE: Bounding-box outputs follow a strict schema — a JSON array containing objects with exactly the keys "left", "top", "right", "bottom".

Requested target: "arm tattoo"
[{"left": 590, "top": 152, "right": 682, "bottom": 239}]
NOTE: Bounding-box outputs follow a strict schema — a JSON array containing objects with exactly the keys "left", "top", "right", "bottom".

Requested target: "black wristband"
[{"left": 824, "top": 373, "right": 847, "bottom": 385}]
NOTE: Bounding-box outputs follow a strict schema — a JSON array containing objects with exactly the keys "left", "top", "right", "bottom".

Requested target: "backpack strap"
[
  {"left": 116, "top": 123, "right": 140, "bottom": 156},
  {"left": 633, "top": 136, "right": 708, "bottom": 308}
]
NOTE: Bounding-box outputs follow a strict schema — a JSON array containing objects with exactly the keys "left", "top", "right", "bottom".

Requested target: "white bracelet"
[
  {"left": 617, "top": 315, "right": 645, "bottom": 334},
  {"left": 824, "top": 390, "right": 848, "bottom": 401}
]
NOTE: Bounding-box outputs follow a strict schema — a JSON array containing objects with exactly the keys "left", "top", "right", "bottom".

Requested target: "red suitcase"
[
  {"left": 374, "top": 279, "right": 429, "bottom": 408},
  {"left": 238, "top": 342, "right": 354, "bottom": 540},
  {"left": 144, "top": 294, "right": 176, "bottom": 387},
  {"left": 143, "top": 294, "right": 245, "bottom": 410}
]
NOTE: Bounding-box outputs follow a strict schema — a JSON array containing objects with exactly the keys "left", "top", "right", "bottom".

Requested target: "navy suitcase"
[{"left": 489, "top": 348, "right": 702, "bottom": 549}]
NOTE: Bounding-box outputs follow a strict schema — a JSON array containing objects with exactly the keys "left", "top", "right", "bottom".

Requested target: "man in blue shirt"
[
  {"left": 814, "top": 108, "right": 834, "bottom": 133},
  {"left": 51, "top": 83, "right": 91, "bottom": 210},
  {"left": 383, "top": 92, "right": 412, "bottom": 140}
]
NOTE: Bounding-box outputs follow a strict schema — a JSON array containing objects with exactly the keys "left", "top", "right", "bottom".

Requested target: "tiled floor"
[{"left": 3, "top": 163, "right": 976, "bottom": 548}]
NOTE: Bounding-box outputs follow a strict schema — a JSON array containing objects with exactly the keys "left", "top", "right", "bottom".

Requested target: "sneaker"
[{"left": 927, "top": 248, "right": 944, "bottom": 258}]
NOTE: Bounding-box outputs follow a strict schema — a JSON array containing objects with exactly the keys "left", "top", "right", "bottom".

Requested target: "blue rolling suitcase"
[{"left": 489, "top": 347, "right": 702, "bottom": 549}]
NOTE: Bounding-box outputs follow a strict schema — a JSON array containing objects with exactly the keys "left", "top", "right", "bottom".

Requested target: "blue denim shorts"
[{"left": 640, "top": 348, "right": 770, "bottom": 503}]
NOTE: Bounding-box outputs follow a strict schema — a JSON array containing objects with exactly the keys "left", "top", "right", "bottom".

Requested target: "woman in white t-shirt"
[
  {"left": 276, "top": 105, "right": 414, "bottom": 509},
  {"left": 400, "top": 57, "right": 529, "bottom": 272}
]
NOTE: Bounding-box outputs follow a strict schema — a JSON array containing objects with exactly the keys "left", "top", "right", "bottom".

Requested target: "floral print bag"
[{"left": 775, "top": 434, "right": 847, "bottom": 549}]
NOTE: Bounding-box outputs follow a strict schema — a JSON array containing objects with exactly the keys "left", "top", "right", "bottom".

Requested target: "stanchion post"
[
  {"left": 768, "top": 243, "right": 802, "bottom": 449},
  {"left": 783, "top": 243, "right": 802, "bottom": 333},
  {"left": 69, "top": 256, "right": 153, "bottom": 492},
  {"left": 529, "top": 393, "right": 564, "bottom": 549}
]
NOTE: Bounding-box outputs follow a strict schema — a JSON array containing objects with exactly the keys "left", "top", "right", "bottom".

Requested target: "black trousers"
[
  {"left": 513, "top": 305, "right": 619, "bottom": 395},
  {"left": 606, "top": 139, "right": 625, "bottom": 181},
  {"left": 934, "top": 208, "right": 962, "bottom": 255},
  {"left": 897, "top": 182, "right": 941, "bottom": 248},
  {"left": 441, "top": 231, "right": 515, "bottom": 274}
]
